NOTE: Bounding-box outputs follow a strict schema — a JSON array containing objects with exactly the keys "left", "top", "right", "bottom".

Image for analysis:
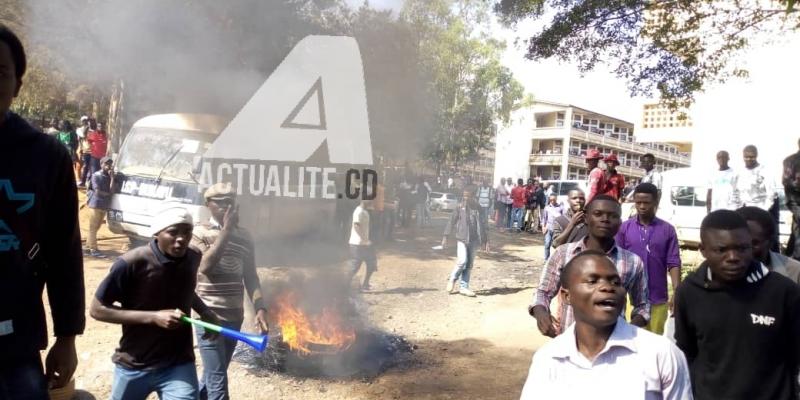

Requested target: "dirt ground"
[{"left": 51, "top": 196, "right": 703, "bottom": 400}]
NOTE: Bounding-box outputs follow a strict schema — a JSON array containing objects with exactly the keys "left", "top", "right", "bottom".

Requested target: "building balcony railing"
[
  {"left": 568, "top": 127, "right": 690, "bottom": 164},
  {"left": 529, "top": 153, "right": 563, "bottom": 166}
]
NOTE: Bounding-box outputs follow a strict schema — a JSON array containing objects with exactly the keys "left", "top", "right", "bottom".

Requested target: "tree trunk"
[{"left": 107, "top": 79, "right": 125, "bottom": 155}]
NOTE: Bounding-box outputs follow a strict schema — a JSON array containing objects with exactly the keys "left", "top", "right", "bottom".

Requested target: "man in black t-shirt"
[
  {"left": 91, "top": 206, "right": 220, "bottom": 399},
  {"left": 675, "top": 210, "right": 800, "bottom": 400}
]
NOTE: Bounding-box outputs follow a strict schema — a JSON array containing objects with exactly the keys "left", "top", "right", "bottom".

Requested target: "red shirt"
[
  {"left": 87, "top": 130, "right": 108, "bottom": 158},
  {"left": 511, "top": 186, "right": 528, "bottom": 208},
  {"left": 587, "top": 167, "right": 606, "bottom": 203},
  {"left": 603, "top": 172, "right": 626, "bottom": 200}
]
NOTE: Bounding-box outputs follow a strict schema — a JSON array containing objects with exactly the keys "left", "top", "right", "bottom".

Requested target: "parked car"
[
  {"left": 542, "top": 180, "right": 588, "bottom": 207},
  {"left": 429, "top": 191, "right": 458, "bottom": 211}
]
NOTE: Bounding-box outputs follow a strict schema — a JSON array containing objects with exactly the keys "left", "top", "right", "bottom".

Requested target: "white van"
[
  {"left": 108, "top": 114, "right": 339, "bottom": 261},
  {"left": 107, "top": 114, "right": 222, "bottom": 243},
  {"left": 622, "top": 167, "right": 790, "bottom": 247}
]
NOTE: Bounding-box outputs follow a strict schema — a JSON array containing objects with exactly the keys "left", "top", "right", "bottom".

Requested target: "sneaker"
[
  {"left": 459, "top": 288, "right": 476, "bottom": 297},
  {"left": 361, "top": 283, "right": 372, "bottom": 292},
  {"left": 446, "top": 280, "right": 455, "bottom": 293},
  {"left": 88, "top": 250, "right": 106, "bottom": 258}
]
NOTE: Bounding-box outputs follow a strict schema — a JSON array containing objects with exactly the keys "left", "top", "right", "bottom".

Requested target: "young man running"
[{"left": 521, "top": 251, "right": 691, "bottom": 399}]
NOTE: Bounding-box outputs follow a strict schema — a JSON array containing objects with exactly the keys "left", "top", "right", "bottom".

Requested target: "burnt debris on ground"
[{"left": 232, "top": 329, "right": 414, "bottom": 379}]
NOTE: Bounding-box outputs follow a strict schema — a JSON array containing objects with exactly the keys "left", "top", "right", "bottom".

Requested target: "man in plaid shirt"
[{"left": 529, "top": 194, "right": 650, "bottom": 337}]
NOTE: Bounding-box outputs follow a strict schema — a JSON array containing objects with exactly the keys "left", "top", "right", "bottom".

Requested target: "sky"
[
  {"left": 497, "top": 19, "right": 800, "bottom": 174},
  {"left": 344, "top": 0, "right": 405, "bottom": 12},
  {"left": 337, "top": 1, "right": 800, "bottom": 173}
]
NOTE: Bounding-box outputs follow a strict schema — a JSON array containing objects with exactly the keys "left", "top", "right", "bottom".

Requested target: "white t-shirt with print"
[
  {"left": 708, "top": 168, "right": 739, "bottom": 211},
  {"left": 349, "top": 205, "right": 371, "bottom": 246},
  {"left": 735, "top": 164, "right": 775, "bottom": 211}
]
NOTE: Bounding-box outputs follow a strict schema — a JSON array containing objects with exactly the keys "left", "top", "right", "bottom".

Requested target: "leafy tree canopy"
[{"left": 495, "top": 0, "right": 799, "bottom": 108}]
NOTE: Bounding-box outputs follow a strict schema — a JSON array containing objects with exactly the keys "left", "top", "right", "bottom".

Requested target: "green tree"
[
  {"left": 495, "top": 0, "right": 800, "bottom": 108},
  {"left": 402, "top": 0, "right": 526, "bottom": 174}
]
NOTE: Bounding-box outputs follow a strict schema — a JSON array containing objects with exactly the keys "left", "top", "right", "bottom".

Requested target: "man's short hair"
[
  {"left": 641, "top": 153, "right": 655, "bottom": 161},
  {"left": 700, "top": 210, "right": 748, "bottom": 239},
  {"left": 743, "top": 145, "right": 758, "bottom": 154},
  {"left": 559, "top": 249, "right": 614, "bottom": 288},
  {"left": 586, "top": 194, "right": 619, "bottom": 211},
  {"left": 633, "top": 183, "right": 659, "bottom": 199},
  {"left": 736, "top": 206, "right": 776, "bottom": 238},
  {"left": 567, "top": 188, "right": 585, "bottom": 196},
  {"left": 0, "top": 24, "right": 26, "bottom": 80}
]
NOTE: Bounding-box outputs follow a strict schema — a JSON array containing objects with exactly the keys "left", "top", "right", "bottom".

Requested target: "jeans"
[
  {"left": 543, "top": 229, "right": 554, "bottom": 260},
  {"left": 495, "top": 203, "right": 507, "bottom": 228},
  {"left": 111, "top": 362, "right": 198, "bottom": 400},
  {"left": 196, "top": 320, "right": 243, "bottom": 400},
  {"left": 79, "top": 153, "right": 93, "bottom": 185},
  {"left": 480, "top": 206, "right": 490, "bottom": 227},
  {"left": 511, "top": 207, "right": 525, "bottom": 230},
  {"left": 382, "top": 209, "right": 396, "bottom": 240},
  {"left": 350, "top": 245, "right": 377, "bottom": 273},
  {"left": 449, "top": 241, "right": 477, "bottom": 289},
  {"left": 89, "top": 156, "right": 102, "bottom": 180},
  {"left": 416, "top": 203, "right": 427, "bottom": 227},
  {"left": 505, "top": 203, "right": 513, "bottom": 228},
  {"left": 0, "top": 357, "right": 48, "bottom": 400}
]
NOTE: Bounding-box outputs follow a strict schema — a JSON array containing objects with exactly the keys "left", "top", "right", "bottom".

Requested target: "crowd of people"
[
  {"left": 516, "top": 142, "right": 800, "bottom": 399},
  {"left": 40, "top": 114, "right": 111, "bottom": 259},
  {"left": 0, "top": 25, "right": 263, "bottom": 400},
  {"left": 7, "top": 20, "right": 800, "bottom": 399}
]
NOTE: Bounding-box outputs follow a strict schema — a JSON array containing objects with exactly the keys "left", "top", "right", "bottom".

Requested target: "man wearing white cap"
[
  {"left": 191, "top": 182, "right": 268, "bottom": 400},
  {"left": 90, "top": 204, "right": 220, "bottom": 400}
]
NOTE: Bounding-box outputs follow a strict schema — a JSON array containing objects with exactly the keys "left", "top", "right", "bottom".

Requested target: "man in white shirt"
[
  {"left": 495, "top": 178, "right": 510, "bottom": 228},
  {"left": 348, "top": 200, "right": 376, "bottom": 291},
  {"left": 520, "top": 251, "right": 692, "bottom": 400},
  {"left": 736, "top": 145, "right": 775, "bottom": 211},
  {"left": 707, "top": 151, "right": 739, "bottom": 213},
  {"left": 504, "top": 177, "right": 515, "bottom": 228},
  {"left": 626, "top": 153, "right": 662, "bottom": 202}
]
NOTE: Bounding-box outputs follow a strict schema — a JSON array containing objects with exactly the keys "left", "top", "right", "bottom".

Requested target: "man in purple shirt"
[
  {"left": 540, "top": 193, "right": 564, "bottom": 260},
  {"left": 615, "top": 183, "right": 681, "bottom": 334}
]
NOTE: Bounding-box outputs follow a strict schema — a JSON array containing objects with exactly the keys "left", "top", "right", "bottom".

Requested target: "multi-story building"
[
  {"left": 440, "top": 139, "right": 496, "bottom": 186},
  {"left": 494, "top": 101, "right": 691, "bottom": 185}
]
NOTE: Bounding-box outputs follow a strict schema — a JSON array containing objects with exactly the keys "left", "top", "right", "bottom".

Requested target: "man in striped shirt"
[
  {"left": 191, "top": 183, "right": 269, "bottom": 400},
  {"left": 529, "top": 195, "right": 650, "bottom": 337}
]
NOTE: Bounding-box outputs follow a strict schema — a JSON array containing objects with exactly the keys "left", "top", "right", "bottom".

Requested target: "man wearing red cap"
[
  {"left": 585, "top": 149, "right": 605, "bottom": 203},
  {"left": 602, "top": 153, "right": 626, "bottom": 202}
]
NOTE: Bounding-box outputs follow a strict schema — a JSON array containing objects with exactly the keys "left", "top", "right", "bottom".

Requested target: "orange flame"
[{"left": 270, "top": 290, "right": 356, "bottom": 355}]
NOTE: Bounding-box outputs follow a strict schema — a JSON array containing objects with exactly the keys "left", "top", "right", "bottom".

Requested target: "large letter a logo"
[{"left": 204, "top": 36, "right": 373, "bottom": 165}]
